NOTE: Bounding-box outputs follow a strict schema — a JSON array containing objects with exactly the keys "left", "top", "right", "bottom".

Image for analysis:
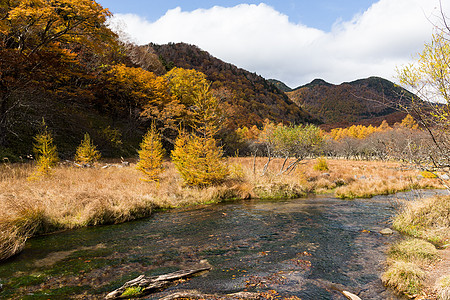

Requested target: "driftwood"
[{"left": 105, "top": 266, "right": 211, "bottom": 299}]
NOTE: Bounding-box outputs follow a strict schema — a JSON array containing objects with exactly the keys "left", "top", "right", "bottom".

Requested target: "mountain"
[
  {"left": 147, "top": 43, "right": 317, "bottom": 128},
  {"left": 286, "top": 77, "right": 416, "bottom": 127},
  {"left": 267, "top": 79, "right": 293, "bottom": 92}
]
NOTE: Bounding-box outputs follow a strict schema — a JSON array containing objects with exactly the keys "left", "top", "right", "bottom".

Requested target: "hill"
[
  {"left": 286, "top": 77, "right": 416, "bottom": 127},
  {"left": 267, "top": 79, "right": 293, "bottom": 92},
  {"left": 147, "top": 43, "right": 317, "bottom": 128}
]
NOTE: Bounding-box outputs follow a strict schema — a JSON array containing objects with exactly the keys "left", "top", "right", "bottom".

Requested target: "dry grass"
[
  {"left": 0, "top": 158, "right": 443, "bottom": 261},
  {"left": 382, "top": 239, "right": 439, "bottom": 297},
  {"left": 435, "top": 275, "right": 450, "bottom": 300},
  {"left": 393, "top": 195, "right": 450, "bottom": 246},
  {"left": 382, "top": 260, "right": 426, "bottom": 297},
  {"left": 384, "top": 194, "right": 450, "bottom": 298},
  {"left": 231, "top": 157, "right": 441, "bottom": 199}
]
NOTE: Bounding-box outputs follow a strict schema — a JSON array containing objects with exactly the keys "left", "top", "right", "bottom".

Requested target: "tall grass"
[
  {"left": 393, "top": 195, "right": 450, "bottom": 246},
  {"left": 384, "top": 194, "right": 450, "bottom": 298}
]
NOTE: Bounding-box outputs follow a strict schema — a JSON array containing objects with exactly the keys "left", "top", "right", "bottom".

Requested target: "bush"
[
  {"left": 171, "top": 131, "right": 228, "bottom": 187},
  {"left": 314, "top": 157, "right": 329, "bottom": 171},
  {"left": 136, "top": 124, "right": 165, "bottom": 182},
  {"left": 74, "top": 133, "right": 101, "bottom": 165}
]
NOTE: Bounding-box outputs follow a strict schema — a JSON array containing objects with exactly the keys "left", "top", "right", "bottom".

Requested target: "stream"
[{"left": 0, "top": 190, "right": 441, "bottom": 299}]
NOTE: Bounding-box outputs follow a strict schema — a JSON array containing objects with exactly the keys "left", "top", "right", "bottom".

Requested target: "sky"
[{"left": 98, "top": 0, "right": 448, "bottom": 88}]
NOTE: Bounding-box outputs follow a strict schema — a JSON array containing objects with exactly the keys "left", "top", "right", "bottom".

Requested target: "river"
[{"left": 0, "top": 190, "right": 440, "bottom": 299}]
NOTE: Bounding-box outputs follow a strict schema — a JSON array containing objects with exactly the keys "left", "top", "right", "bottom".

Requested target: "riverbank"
[
  {"left": 383, "top": 195, "right": 450, "bottom": 299},
  {"left": 0, "top": 158, "right": 442, "bottom": 261}
]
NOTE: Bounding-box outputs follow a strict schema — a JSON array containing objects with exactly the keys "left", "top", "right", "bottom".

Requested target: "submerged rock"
[{"left": 380, "top": 228, "right": 394, "bottom": 235}]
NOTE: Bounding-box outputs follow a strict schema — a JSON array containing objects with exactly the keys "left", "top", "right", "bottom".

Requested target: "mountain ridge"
[{"left": 286, "top": 76, "right": 416, "bottom": 126}]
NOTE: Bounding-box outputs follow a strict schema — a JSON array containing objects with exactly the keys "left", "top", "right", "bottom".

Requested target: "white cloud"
[{"left": 109, "top": 0, "right": 447, "bottom": 87}]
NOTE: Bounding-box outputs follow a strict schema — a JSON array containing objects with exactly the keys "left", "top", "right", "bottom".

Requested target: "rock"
[
  {"left": 322, "top": 173, "right": 331, "bottom": 177},
  {"left": 122, "top": 161, "right": 130, "bottom": 166},
  {"left": 342, "top": 291, "right": 361, "bottom": 300},
  {"left": 440, "top": 174, "right": 450, "bottom": 180},
  {"left": 380, "top": 228, "right": 394, "bottom": 235}
]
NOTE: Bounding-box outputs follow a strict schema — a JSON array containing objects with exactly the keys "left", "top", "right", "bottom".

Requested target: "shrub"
[
  {"left": 171, "top": 131, "right": 228, "bottom": 187},
  {"left": 136, "top": 124, "right": 165, "bottom": 182},
  {"left": 314, "top": 157, "right": 329, "bottom": 171},
  {"left": 74, "top": 133, "right": 101, "bottom": 165}
]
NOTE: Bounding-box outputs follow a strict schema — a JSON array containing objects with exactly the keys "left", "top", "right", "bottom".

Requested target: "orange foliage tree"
[{"left": 0, "top": 0, "right": 117, "bottom": 146}]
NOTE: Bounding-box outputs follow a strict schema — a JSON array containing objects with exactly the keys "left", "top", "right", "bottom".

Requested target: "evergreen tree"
[
  {"left": 74, "top": 133, "right": 101, "bottom": 165},
  {"left": 30, "top": 120, "right": 58, "bottom": 178},
  {"left": 171, "top": 130, "right": 228, "bottom": 187},
  {"left": 136, "top": 124, "right": 165, "bottom": 182}
]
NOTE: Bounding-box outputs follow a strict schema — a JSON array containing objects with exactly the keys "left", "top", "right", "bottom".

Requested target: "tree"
[
  {"left": 136, "top": 124, "right": 165, "bottom": 182},
  {"left": 257, "top": 122, "right": 324, "bottom": 175},
  {"left": 163, "top": 67, "right": 222, "bottom": 137},
  {"left": 171, "top": 130, "right": 228, "bottom": 187},
  {"left": 0, "top": 0, "right": 117, "bottom": 146},
  {"left": 29, "top": 120, "right": 59, "bottom": 178},
  {"left": 102, "top": 64, "right": 187, "bottom": 142},
  {"left": 397, "top": 13, "right": 450, "bottom": 175},
  {"left": 74, "top": 133, "right": 101, "bottom": 165}
]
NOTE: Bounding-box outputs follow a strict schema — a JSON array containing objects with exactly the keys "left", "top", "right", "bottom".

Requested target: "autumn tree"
[
  {"left": 171, "top": 129, "right": 228, "bottom": 187},
  {"left": 0, "top": 0, "right": 117, "bottom": 146},
  {"left": 29, "top": 120, "right": 59, "bottom": 178},
  {"left": 102, "top": 64, "right": 185, "bottom": 142},
  {"left": 74, "top": 133, "right": 101, "bottom": 165},
  {"left": 168, "top": 69, "right": 228, "bottom": 186},
  {"left": 257, "top": 121, "right": 324, "bottom": 175},
  {"left": 136, "top": 124, "right": 165, "bottom": 182},
  {"left": 397, "top": 14, "right": 450, "bottom": 175},
  {"left": 163, "top": 67, "right": 222, "bottom": 134}
]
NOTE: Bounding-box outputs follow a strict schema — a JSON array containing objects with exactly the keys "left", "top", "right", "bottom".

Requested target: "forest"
[{"left": 0, "top": 1, "right": 450, "bottom": 299}]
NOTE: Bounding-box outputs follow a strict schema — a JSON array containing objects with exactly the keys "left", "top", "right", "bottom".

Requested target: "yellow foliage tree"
[
  {"left": 29, "top": 120, "right": 59, "bottom": 178},
  {"left": 74, "top": 133, "right": 101, "bottom": 165},
  {"left": 400, "top": 114, "right": 419, "bottom": 129},
  {"left": 136, "top": 124, "right": 165, "bottom": 182},
  {"left": 171, "top": 130, "right": 228, "bottom": 187}
]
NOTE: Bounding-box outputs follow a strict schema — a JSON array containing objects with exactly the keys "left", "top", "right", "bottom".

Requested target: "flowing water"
[{"left": 0, "top": 190, "right": 441, "bottom": 299}]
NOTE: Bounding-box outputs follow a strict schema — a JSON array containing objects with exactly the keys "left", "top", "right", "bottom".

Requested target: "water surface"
[{"left": 0, "top": 190, "right": 439, "bottom": 299}]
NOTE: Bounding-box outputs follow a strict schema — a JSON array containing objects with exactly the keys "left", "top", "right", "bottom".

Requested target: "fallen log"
[{"left": 105, "top": 266, "right": 211, "bottom": 299}]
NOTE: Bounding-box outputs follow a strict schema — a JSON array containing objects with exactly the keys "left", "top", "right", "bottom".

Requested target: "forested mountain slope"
[
  {"left": 148, "top": 43, "right": 317, "bottom": 128},
  {"left": 286, "top": 77, "right": 416, "bottom": 127}
]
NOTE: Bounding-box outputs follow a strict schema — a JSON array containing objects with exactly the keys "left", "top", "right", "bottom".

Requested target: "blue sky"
[
  {"left": 99, "top": 0, "right": 447, "bottom": 87},
  {"left": 99, "top": 0, "right": 377, "bottom": 31}
]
